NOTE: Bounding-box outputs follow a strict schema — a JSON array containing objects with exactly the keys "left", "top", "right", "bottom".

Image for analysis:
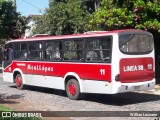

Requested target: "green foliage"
[
  {"left": 33, "top": 0, "right": 160, "bottom": 36},
  {"left": 86, "top": 0, "right": 160, "bottom": 32},
  {"left": 0, "top": 1, "right": 25, "bottom": 43},
  {"left": 0, "top": 105, "right": 12, "bottom": 111},
  {"left": 34, "top": 0, "right": 89, "bottom": 35},
  {"left": 32, "top": 15, "right": 49, "bottom": 35},
  {"left": 0, "top": 1, "right": 16, "bottom": 40},
  {"left": 0, "top": 0, "right": 5, "bottom": 3},
  {"left": 16, "top": 15, "right": 26, "bottom": 37}
]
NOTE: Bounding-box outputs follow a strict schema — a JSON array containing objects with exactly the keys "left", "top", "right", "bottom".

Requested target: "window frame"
[
  {"left": 44, "top": 40, "right": 62, "bottom": 61},
  {"left": 5, "top": 35, "right": 113, "bottom": 63},
  {"left": 13, "top": 42, "right": 28, "bottom": 60},
  {"left": 84, "top": 36, "right": 112, "bottom": 63},
  {"left": 63, "top": 38, "right": 85, "bottom": 62},
  {"left": 119, "top": 33, "right": 154, "bottom": 55},
  {"left": 27, "top": 41, "right": 44, "bottom": 61},
  {"left": 4, "top": 43, "right": 13, "bottom": 62}
]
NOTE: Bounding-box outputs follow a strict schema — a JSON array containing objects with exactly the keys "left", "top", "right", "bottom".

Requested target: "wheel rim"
[
  {"left": 16, "top": 76, "right": 22, "bottom": 87},
  {"left": 68, "top": 84, "right": 76, "bottom": 95}
]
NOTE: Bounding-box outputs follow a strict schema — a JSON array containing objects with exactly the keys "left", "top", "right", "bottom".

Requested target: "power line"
[
  {"left": 21, "top": 0, "right": 98, "bottom": 13},
  {"left": 21, "top": 0, "right": 45, "bottom": 13}
]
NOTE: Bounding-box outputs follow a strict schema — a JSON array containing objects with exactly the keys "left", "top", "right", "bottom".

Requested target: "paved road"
[{"left": 0, "top": 75, "right": 160, "bottom": 120}]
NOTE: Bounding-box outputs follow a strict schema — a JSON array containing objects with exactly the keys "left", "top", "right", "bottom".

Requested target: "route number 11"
[{"left": 100, "top": 69, "right": 105, "bottom": 75}]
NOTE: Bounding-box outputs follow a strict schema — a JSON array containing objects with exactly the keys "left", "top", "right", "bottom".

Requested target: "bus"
[{"left": 2, "top": 29, "right": 155, "bottom": 100}]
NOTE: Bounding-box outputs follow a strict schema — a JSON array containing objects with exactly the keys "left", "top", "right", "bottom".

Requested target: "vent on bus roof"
[
  {"left": 32, "top": 34, "right": 49, "bottom": 38},
  {"left": 83, "top": 31, "right": 108, "bottom": 34}
]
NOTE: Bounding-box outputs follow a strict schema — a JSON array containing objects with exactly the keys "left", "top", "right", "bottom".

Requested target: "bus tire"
[
  {"left": 15, "top": 74, "right": 25, "bottom": 90},
  {"left": 66, "top": 79, "right": 82, "bottom": 100}
]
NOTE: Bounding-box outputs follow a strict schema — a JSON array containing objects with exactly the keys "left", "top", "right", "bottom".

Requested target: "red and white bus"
[{"left": 2, "top": 29, "right": 155, "bottom": 100}]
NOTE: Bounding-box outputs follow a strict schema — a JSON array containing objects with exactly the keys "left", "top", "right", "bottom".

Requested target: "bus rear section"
[{"left": 111, "top": 31, "right": 155, "bottom": 94}]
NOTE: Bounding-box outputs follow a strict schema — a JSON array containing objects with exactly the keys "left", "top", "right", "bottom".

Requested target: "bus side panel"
[
  {"left": 3, "top": 72, "right": 13, "bottom": 83},
  {"left": 81, "top": 80, "right": 112, "bottom": 94},
  {"left": 3, "top": 61, "right": 112, "bottom": 82},
  {"left": 23, "top": 74, "right": 65, "bottom": 90}
]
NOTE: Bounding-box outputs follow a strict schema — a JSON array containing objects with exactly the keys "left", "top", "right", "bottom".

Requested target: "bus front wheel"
[
  {"left": 15, "top": 74, "right": 25, "bottom": 90},
  {"left": 66, "top": 79, "right": 82, "bottom": 100}
]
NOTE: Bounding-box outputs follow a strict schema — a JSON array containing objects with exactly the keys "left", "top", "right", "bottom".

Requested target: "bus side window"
[
  {"left": 51, "top": 42, "right": 61, "bottom": 60},
  {"left": 28, "top": 42, "right": 43, "bottom": 60},
  {"left": 9, "top": 48, "right": 13, "bottom": 61},
  {"left": 45, "top": 45, "right": 52, "bottom": 59},
  {"left": 45, "top": 41, "right": 61, "bottom": 61},
  {"left": 13, "top": 42, "right": 28, "bottom": 60},
  {"left": 64, "top": 39, "right": 84, "bottom": 61},
  {"left": 4, "top": 43, "right": 13, "bottom": 62},
  {"left": 21, "top": 43, "right": 28, "bottom": 60},
  {"left": 4, "top": 48, "right": 13, "bottom": 61},
  {"left": 86, "top": 51, "right": 98, "bottom": 61},
  {"left": 85, "top": 36, "right": 112, "bottom": 62}
]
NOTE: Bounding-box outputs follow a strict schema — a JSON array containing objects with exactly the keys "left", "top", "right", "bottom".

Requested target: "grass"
[
  {"left": 0, "top": 105, "right": 12, "bottom": 111},
  {"left": 0, "top": 105, "right": 42, "bottom": 120}
]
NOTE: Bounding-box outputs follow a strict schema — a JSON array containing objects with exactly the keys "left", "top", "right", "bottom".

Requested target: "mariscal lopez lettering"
[{"left": 27, "top": 64, "right": 54, "bottom": 72}]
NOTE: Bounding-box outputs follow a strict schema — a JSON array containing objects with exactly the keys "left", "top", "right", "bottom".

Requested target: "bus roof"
[{"left": 7, "top": 29, "right": 151, "bottom": 43}]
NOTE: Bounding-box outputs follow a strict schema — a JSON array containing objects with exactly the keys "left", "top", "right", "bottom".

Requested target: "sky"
[{"left": 16, "top": 0, "right": 49, "bottom": 16}]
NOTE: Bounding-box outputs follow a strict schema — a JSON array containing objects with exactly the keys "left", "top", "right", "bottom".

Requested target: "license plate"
[{"left": 134, "top": 86, "right": 140, "bottom": 89}]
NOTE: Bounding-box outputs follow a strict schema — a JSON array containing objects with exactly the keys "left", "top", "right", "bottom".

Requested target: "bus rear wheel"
[
  {"left": 15, "top": 74, "right": 25, "bottom": 90},
  {"left": 66, "top": 79, "right": 82, "bottom": 100}
]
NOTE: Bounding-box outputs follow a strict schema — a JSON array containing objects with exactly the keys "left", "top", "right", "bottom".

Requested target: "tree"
[
  {"left": 49, "top": 0, "right": 99, "bottom": 13},
  {"left": 15, "top": 15, "right": 26, "bottom": 38},
  {"left": 86, "top": 0, "right": 160, "bottom": 31},
  {"left": 0, "top": 0, "right": 25, "bottom": 43},
  {"left": 32, "top": 15, "right": 50, "bottom": 35},
  {"left": 34, "top": 0, "right": 89, "bottom": 35}
]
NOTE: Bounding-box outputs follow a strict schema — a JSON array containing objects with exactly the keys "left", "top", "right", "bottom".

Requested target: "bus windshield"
[{"left": 119, "top": 34, "right": 153, "bottom": 54}]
